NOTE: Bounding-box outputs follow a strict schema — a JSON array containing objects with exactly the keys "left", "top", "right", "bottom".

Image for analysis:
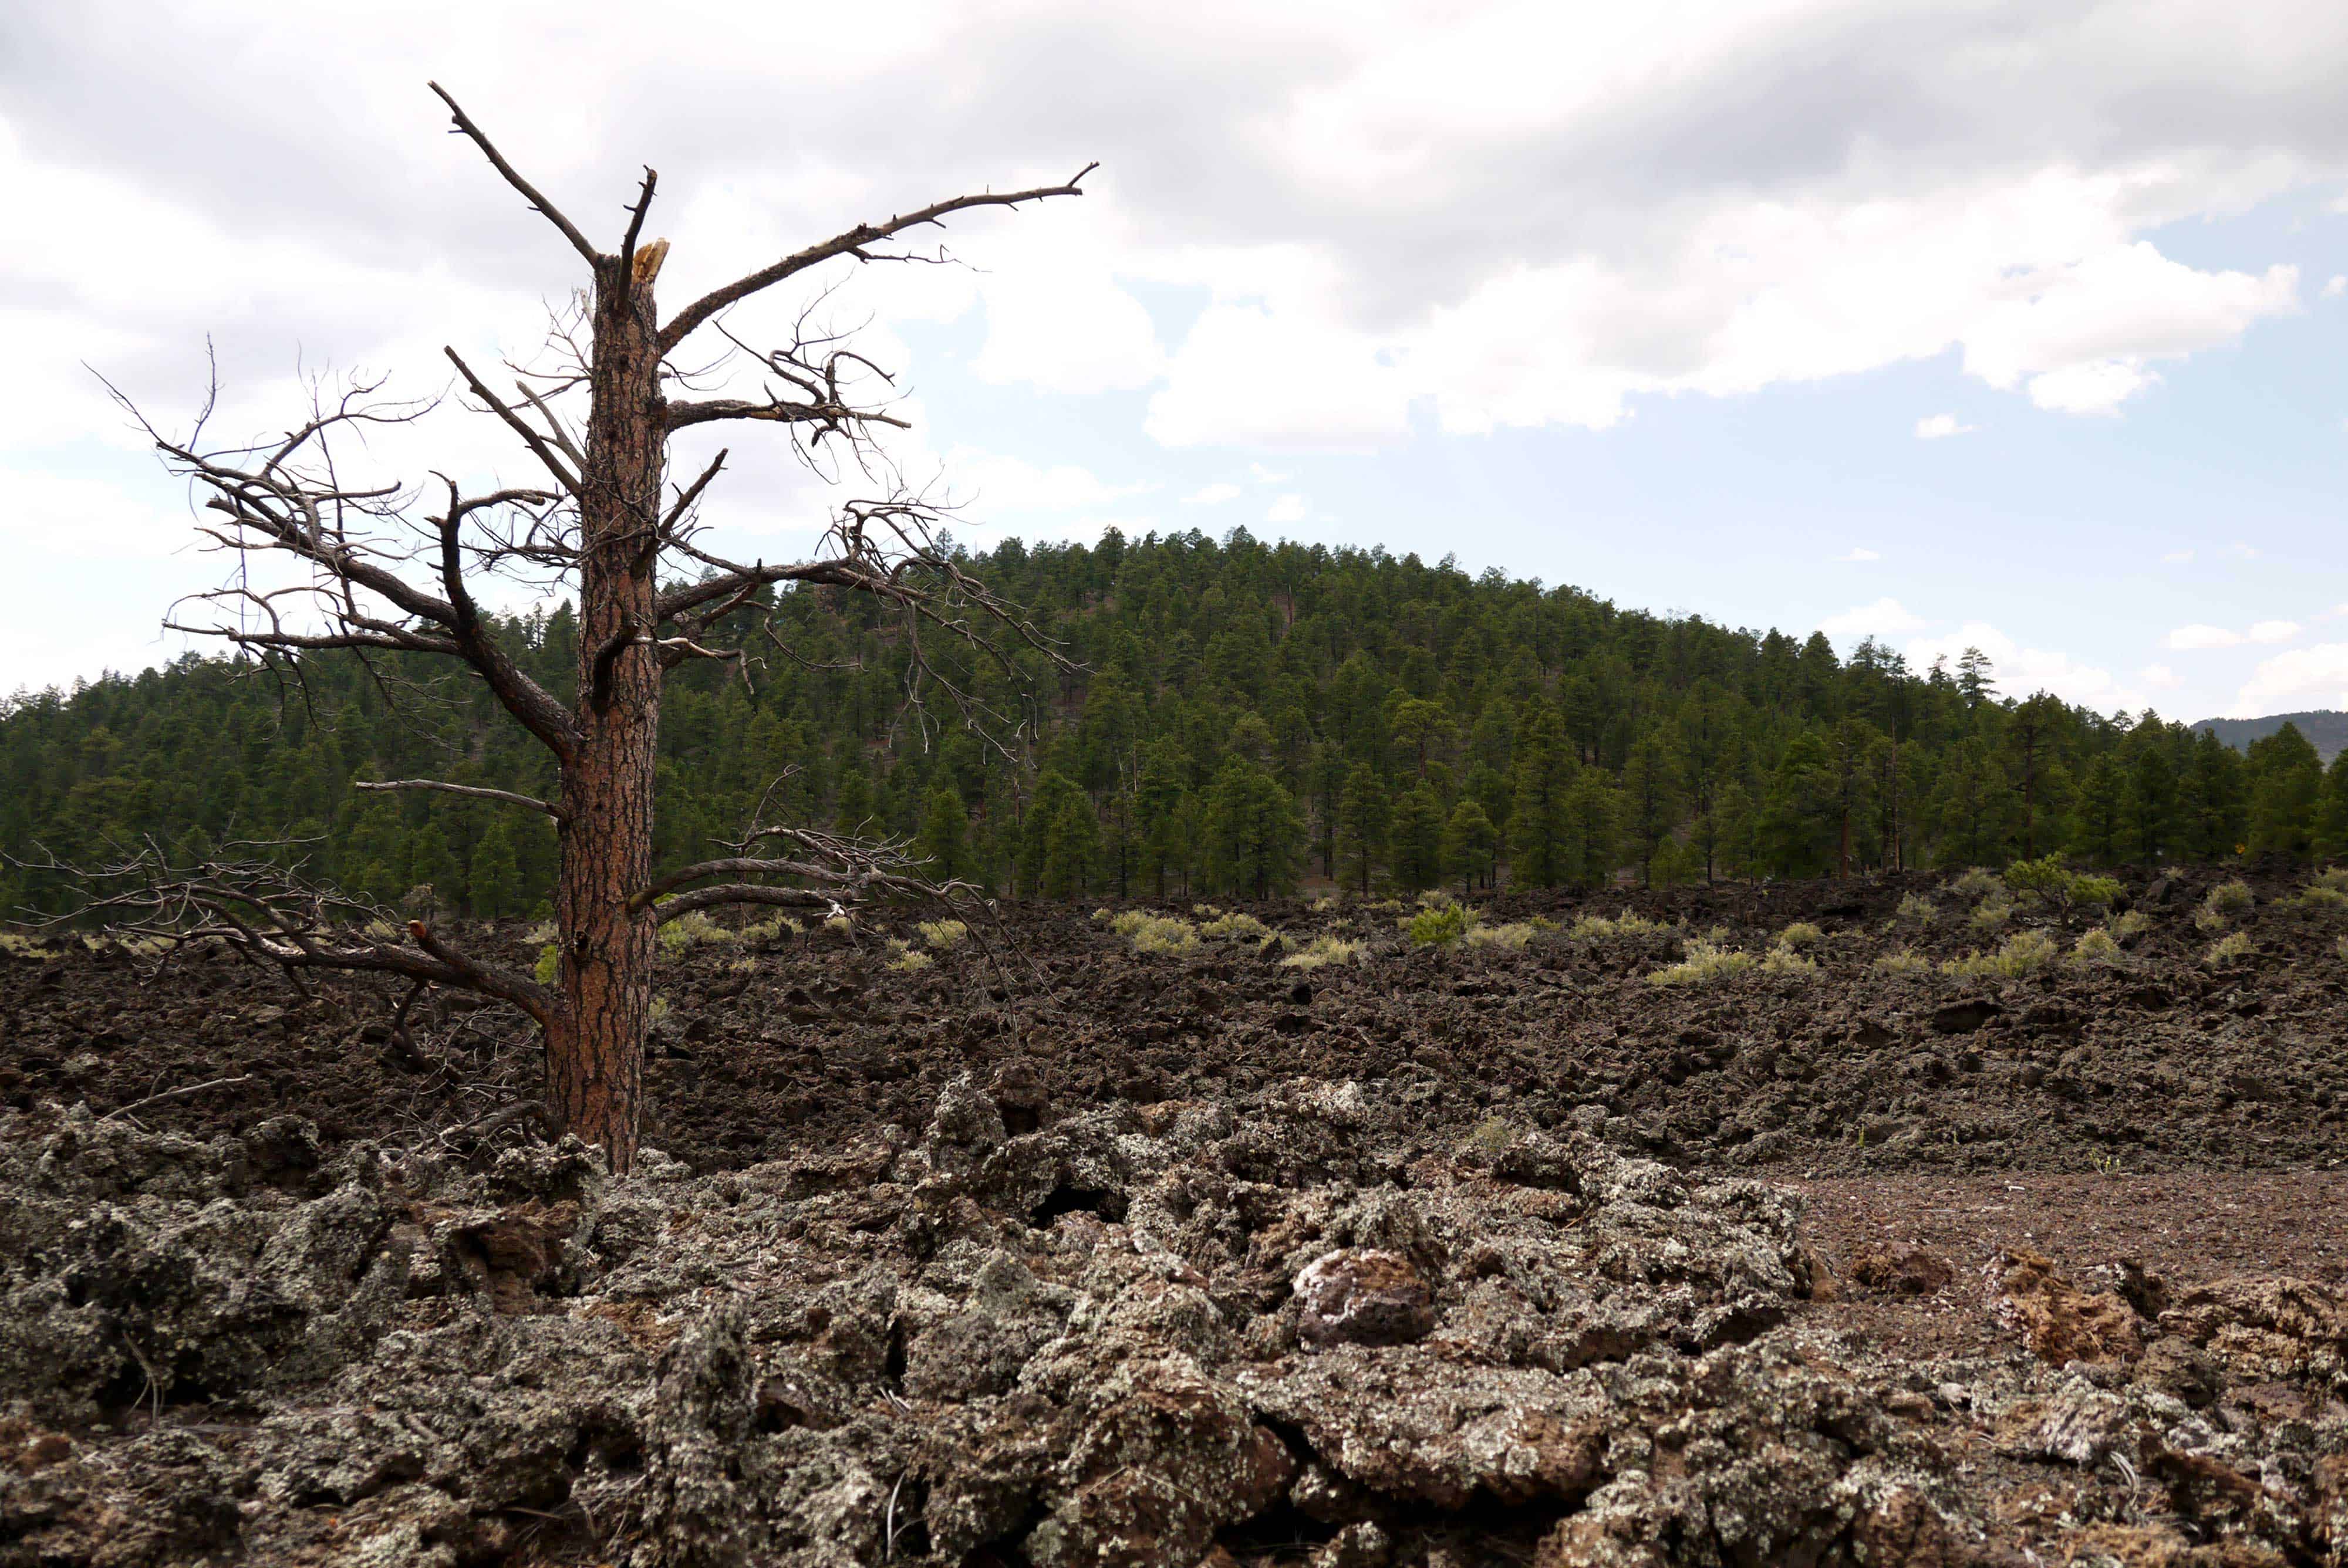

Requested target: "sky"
[{"left": 4, "top": 1, "right": 2347, "bottom": 722}]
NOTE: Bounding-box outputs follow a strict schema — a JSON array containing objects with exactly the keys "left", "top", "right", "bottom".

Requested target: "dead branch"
[
  {"left": 659, "top": 165, "right": 1096, "bottom": 353},
  {"left": 355, "top": 779, "right": 565, "bottom": 820}
]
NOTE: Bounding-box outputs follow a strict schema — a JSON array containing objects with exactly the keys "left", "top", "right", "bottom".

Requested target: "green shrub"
[
  {"left": 888, "top": 938, "right": 932, "bottom": 972},
  {"left": 2107, "top": 909, "right": 2149, "bottom": 938},
  {"left": 1406, "top": 904, "right": 1469, "bottom": 947},
  {"left": 1111, "top": 911, "right": 1200, "bottom": 954},
  {"left": 1969, "top": 898, "right": 2014, "bottom": 930},
  {"left": 739, "top": 914, "right": 801, "bottom": 942},
  {"left": 1873, "top": 948, "right": 1931, "bottom": 975},
  {"left": 1759, "top": 945, "right": 1818, "bottom": 976},
  {"left": 2207, "top": 880, "right": 2255, "bottom": 916},
  {"left": 1775, "top": 921, "right": 1823, "bottom": 949},
  {"left": 1199, "top": 910, "right": 1270, "bottom": 941},
  {"left": 2205, "top": 930, "right": 2254, "bottom": 967},
  {"left": 1282, "top": 934, "right": 1367, "bottom": 969},
  {"left": 1948, "top": 867, "right": 2005, "bottom": 901},
  {"left": 535, "top": 942, "right": 559, "bottom": 985},
  {"left": 1941, "top": 929, "right": 2057, "bottom": 979},
  {"left": 1648, "top": 940, "right": 1754, "bottom": 986},
  {"left": 1568, "top": 910, "right": 1662, "bottom": 941},
  {"left": 1463, "top": 921, "right": 1536, "bottom": 951},
  {"left": 2073, "top": 928, "right": 2121, "bottom": 964},
  {"left": 2069, "top": 875, "right": 2123, "bottom": 909},
  {"left": 1894, "top": 894, "right": 1937, "bottom": 924},
  {"left": 2004, "top": 854, "right": 2073, "bottom": 903},
  {"left": 917, "top": 918, "right": 969, "bottom": 949},
  {"left": 2316, "top": 867, "right": 2348, "bottom": 895},
  {"left": 659, "top": 910, "right": 736, "bottom": 953}
]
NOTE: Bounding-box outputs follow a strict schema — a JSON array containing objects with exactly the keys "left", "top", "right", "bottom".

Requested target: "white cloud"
[
  {"left": 2234, "top": 540, "right": 2263, "bottom": 559},
  {"left": 1247, "top": 464, "right": 1290, "bottom": 484},
  {"left": 1907, "top": 622, "right": 2143, "bottom": 712},
  {"left": 2161, "top": 549, "right": 2195, "bottom": 563},
  {"left": 1914, "top": 414, "right": 1973, "bottom": 440},
  {"left": 941, "top": 448, "right": 1144, "bottom": 513},
  {"left": 2235, "top": 644, "right": 2348, "bottom": 714},
  {"left": 2141, "top": 663, "right": 2183, "bottom": 691},
  {"left": 1182, "top": 482, "right": 1242, "bottom": 505},
  {"left": 2327, "top": 275, "right": 2347, "bottom": 299},
  {"left": 1820, "top": 597, "right": 1925, "bottom": 638},
  {"left": 1834, "top": 547, "right": 1881, "bottom": 562},
  {"left": 2162, "top": 620, "right": 2300, "bottom": 651},
  {"left": 1266, "top": 492, "right": 1310, "bottom": 524}
]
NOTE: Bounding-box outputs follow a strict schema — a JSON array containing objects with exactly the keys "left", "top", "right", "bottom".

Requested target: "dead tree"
[{"left": 82, "top": 83, "right": 1090, "bottom": 1172}]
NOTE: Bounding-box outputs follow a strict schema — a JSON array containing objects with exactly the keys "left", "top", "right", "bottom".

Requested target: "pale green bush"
[
  {"left": 1775, "top": 921, "right": 1823, "bottom": 949},
  {"left": 2107, "top": 909, "right": 2149, "bottom": 938},
  {"left": 740, "top": 914, "right": 802, "bottom": 942},
  {"left": 1942, "top": 929, "right": 2057, "bottom": 979},
  {"left": 917, "top": 918, "right": 969, "bottom": 949},
  {"left": 659, "top": 910, "right": 736, "bottom": 953},
  {"left": 1569, "top": 910, "right": 1662, "bottom": 941},
  {"left": 1759, "top": 945, "right": 1817, "bottom": 976},
  {"left": 535, "top": 942, "right": 559, "bottom": 985},
  {"left": 2072, "top": 928, "right": 2121, "bottom": 964},
  {"left": 1969, "top": 898, "right": 2014, "bottom": 930},
  {"left": 2205, "top": 930, "right": 2254, "bottom": 967},
  {"left": 1112, "top": 911, "right": 1200, "bottom": 954},
  {"left": 888, "top": 938, "right": 932, "bottom": 972},
  {"left": 1282, "top": 934, "right": 1368, "bottom": 969},
  {"left": 1463, "top": 921, "right": 1537, "bottom": 951},
  {"left": 1873, "top": 948, "right": 1931, "bottom": 975},
  {"left": 1199, "top": 910, "right": 1270, "bottom": 940},
  {"left": 1948, "top": 867, "right": 2005, "bottom": 901},
  {"left": 2207, "top": 880, "right": 2255, "bottom": 917},
  {"left": 1894, "top": 894, "right": 1937, "bottom": 924},
  {"left": 1648, "top": 940, "right": 1753, "bottom": 986}
]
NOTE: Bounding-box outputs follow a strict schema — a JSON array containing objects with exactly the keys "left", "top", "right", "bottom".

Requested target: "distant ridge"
[{"left": 2194, "top": 710, "right": 2348, "bottom": 763}]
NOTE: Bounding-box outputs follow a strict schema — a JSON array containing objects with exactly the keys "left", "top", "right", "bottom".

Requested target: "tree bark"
[{"left": 549, "top": 258, "right": 664, "bottom": 1175}]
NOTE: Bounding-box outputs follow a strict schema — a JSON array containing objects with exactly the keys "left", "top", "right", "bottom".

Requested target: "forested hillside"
[
  {"left": 6, "top": 527, "right": 2346, "bottom": 917},
  {"left": 2197, "top": 710, "right": 2348, "bottom": 765}
]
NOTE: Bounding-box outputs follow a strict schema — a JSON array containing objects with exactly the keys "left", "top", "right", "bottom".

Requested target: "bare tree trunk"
[{"left": 548, "top": 262, "right": 664, "bottom": 1172}]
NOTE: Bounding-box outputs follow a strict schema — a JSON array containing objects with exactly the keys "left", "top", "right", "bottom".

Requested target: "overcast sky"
[{"left": 5, "top": 1, "right": 2347, "bottom": 721}]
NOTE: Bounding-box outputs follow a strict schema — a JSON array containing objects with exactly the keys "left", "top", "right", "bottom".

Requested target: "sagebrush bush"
[
  {"left": 1894, "top": 894, "right": 1937, "bottom": 924},
  {"left": 2107, "top": 908, "right": 2149, "bottom": 938},
  {"left": 1648, "top": 940, "right": 1753, "bottom": 986},
  {"left": 1759, "top": 945, "right": 1818, "bottom": 976},
  {"left": 1873, "top": 948, "right": 1931, "bottom": 975},
  {"left": 1941, "top": 929, "right": 2057, "bottom": 979},
  {"left": 2072, "top": 928, "right": 2121, "bottom": 964},
  {"left": 2207, "top": 880, "right": 2255, "bottom": 916},
  {"left": 887, "top": 938, "right": 932, "bottom": 973},
  {"left": 1969, "top": 898, "right": 2014, "bottom": 930},
  {"left": 659, "top": 910, "right": 736, "bottom": 953},
  {"left": 1406, "top": 904, "right": 1469, "bottom": 947},
  {"left": 1775, "top": 921, "right": 1823, "bottom": 949},
  {"left": 1112, "top": 911, "right": 1200, "bottom": 954},
  {"left": 917, "top": 918, "right": 969, "bottom": 949},
  {"left": 1463, "top": 921, "right": 1536, "bottom": 951},
  {"left": 1569, "top": 910, "right": 1661, "bottom": 941},
  {"left": 2316, "top": 867, "right": 2348, "bottom": 894},
  {"left": 1948, "top": 868, "right": 2005, "bottom": 901},
  {"left": 1199, "top": 910, "right": 1270, "bottom": 940},
  {"left": 534, "top": 942, "right": 559, "bottom": 985},
  {"left": 1283, "top": 934, "right": 1368, "bottom": 969},
  {"left": 739, "top": 915, "right": 801, "bottom": 942},
  {"left": 2205, "top": 930, "right": 2254, "bottom": 967}
]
